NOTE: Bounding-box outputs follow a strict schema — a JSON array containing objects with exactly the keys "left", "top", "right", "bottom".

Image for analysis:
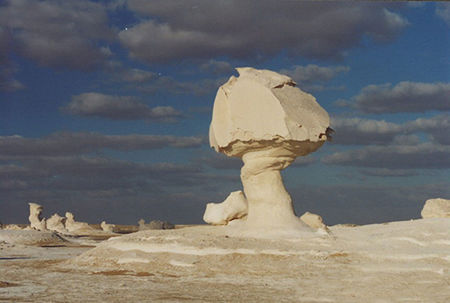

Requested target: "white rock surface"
[
  {"left": 0, "top": 229, "right": 66, "bottom": 246},
  {"left": 1, "top": 219, "right": 449, "bottom": 302},
  {"left": 28, "top": 203, "right": 47, "bottom": 231},
  {"left": 209, "top": 67, "right": 331, "bottom": 231},
  {"left": 47, "top": 213, "right": 68, "bottom": 234},
  {"left": 203, "top": 190, "right": 248, "bottom": 225},
  {"left": 300, "top": 211, "right": 328, "bottom": 230},
  {"left": 421, "top": 198, "right": 450, "bottom": 218}
]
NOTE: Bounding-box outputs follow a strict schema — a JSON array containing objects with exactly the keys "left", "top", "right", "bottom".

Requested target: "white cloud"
[
  {"left": 345, "top": 81, "right": 450, "bottom": 114},
  {"left": 63, "top": 92, "right": 182, "bottom": 121},
  {"left": 0, "top": 0, "right": 113, "bottom": 70},
  {"left": 119, "top": 1, "right": 408, "bottom": 63},
  {"left": 331, "top": 114, "right": 450, "bottom": 145},
  {"left": 0, "top": 131, "right": 204, "bottom": 158},
  {"left": 323, "top": 143, "right": 450, "bottom": 169}
]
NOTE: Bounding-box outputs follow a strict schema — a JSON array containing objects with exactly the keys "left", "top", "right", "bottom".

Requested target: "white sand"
[{"left": 1, "top": 219, "right": 449, "bottom": 302}]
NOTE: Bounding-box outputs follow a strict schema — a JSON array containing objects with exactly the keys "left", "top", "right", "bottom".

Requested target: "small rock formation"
[
  {"left": 421, "top": 198, "right": 450, "bottom": 218},
  {"left": 100, "top": 221, "right": 116, "bottom": 233},
  {"left": 46, "top": 213, "right": 68, "bottom": 234},
  {"left": 203, "top": 190, "right": 248, "bottom": 225},
  {"left": 138, "top": 219, "right": 174, "bottom": 230},
  {"left": 28, "top": 203, "right": 47, "bottom": 231},
  {"left": 65, "top": 212, "right": 92, "bottom": 233},
  {"left": 300, "top": 212, "right": 329, "bottom": 232},
  {"left": 209, "top": 67, "right": 331, "bottom": 231}
]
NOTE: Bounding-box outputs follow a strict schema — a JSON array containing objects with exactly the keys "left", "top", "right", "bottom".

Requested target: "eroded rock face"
[
  {"left": 421, "top": 198, "right": 450, "bottom": 218},
  {"left": 28, "top": 203, "right": 47, "bottom": 231},
  {"left": 203, "top": 190, "right": 248, "bottom": 225},
  {"left": 208, "top": 68, "right": 330, "bottom": 231},
  {"left": 47, "top": 213, "right": 67, "bottom": 234}
]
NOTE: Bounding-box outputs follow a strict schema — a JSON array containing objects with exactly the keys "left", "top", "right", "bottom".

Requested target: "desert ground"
[{"left": 1, "top": 219, "right": 449, "bottom": 303}]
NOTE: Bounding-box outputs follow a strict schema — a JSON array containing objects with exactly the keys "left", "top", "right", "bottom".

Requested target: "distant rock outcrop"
[
  {"left": 138, "top": 219, "right": 174, "bottom": 230},
  {"left": 421, "top": 198, "right": 450, "bottom": 218}
]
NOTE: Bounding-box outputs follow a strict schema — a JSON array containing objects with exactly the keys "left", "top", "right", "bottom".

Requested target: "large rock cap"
[{"left": 209, "top": 67, "right": 330, "bottom": 157}]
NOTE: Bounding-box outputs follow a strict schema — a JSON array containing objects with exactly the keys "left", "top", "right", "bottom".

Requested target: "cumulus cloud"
[
  {"left": 280, "top": 64, "right": 349, "bottom": 92},
  {"left": 331, "top": 114, "right": 450, "bottom": 145},
  {"left": 331, "top": 117, "right": 403, "bottom": 145},
  {"left": 405, "top": 114, "right": 450, "bottom": 145},
  {"left": 119, "top": 1, "right": 408, "bottom": 63},
  {"left": 119, "top": 68, "right": 156, "bottom": 83},
  {"left": 338, "top": 81, "right": 450, "bottom": 114},
  {"left": 323, "top": 143, "right": 450, "bottom": 169},
  {"left": 0, "top": 132, "right": 204, "bottom": 158},
  {"left": 0, "top": 0, "right": 113, "bottom": 70},
  {"left": 63, "top": 93, "right": 182, "bottom": 121}
]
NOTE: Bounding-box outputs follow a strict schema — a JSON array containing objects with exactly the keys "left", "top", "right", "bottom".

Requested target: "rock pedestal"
[{"left": 209, "top": 67, "right": 331, "bottom": 231}]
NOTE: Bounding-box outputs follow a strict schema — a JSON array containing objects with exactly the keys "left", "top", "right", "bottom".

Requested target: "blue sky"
[{"left": 1, "top": 0, "right": 449, "bottom": 225}]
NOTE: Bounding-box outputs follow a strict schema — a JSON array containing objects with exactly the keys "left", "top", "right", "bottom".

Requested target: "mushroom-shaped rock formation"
[
  {"left": 203, "top": 190, "right": 248, "bottom": 225},
  {"left": 209, "top": 67, "right": 331, "bottom": 232},
  {"left": 28, "top": 203, "right": 47, "bottom": 231}
]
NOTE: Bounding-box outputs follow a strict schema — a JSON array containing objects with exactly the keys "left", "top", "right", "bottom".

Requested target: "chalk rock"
[
  {"left": 65, "top": 212, "right": 92, "bottom": 233},
  {"left": 0, "top": 230, "right": 66, "bottom": 246},
  {"left": 300, "top": 212, "right": 329, "bottom": 231},
  {"left": 100, "top": 221, "right": 116, "bottom": 233},
  {"left": 203, "top": 190, "right": 248, "bottom": 225},
  {"left": 28, "top": 203, "right": 47, "bottom": 231},
  {"left": 47, "top": 213, "right": 68, "bottom": 234},
  {"left": 210, "top": 67, "right": 330, "bottom": 157},
  {"left": 421, "top": 198, "right": 450, "bottom": 218},
  {"left": 209, "top": 67, "right": 331, "bottom": 231}
]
